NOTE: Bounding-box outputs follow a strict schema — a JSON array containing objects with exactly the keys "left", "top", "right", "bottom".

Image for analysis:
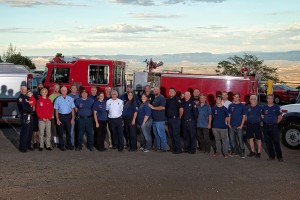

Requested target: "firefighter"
[
  {"left": 68, "top": 84, "right": 80, "bottom": 148},
  {"left": 106, "top": 90, "right": 124, "bottom": 152},
  {"left": 261, "top": 94, "right": 283, "bottom": 162},
  {"left": 181, "top": 91, "right": 198, "bottom": 154},
  {"left": 148, "top": 87, "right": 167, "bottom": 152},
  {"left": 75, "top": 90, "right": 95, "bottom": 151},
  {"left": 88, "top": 86, "right": 98, "bottom": 101},
  {"left": 17, "top": 86, "right": 34, "bottom": 152},
  {"left": 228, "top": 92, "right": 246, "bottom": 158},
  {"left": 166, "top": 88, "right": 183, "bottom": 154},
  {"left": 49, "top": 84, "right": 61, "bottom": 148},
  {"left": 144, "top": 85, "right": 155, "bottom": 104},
  {"left": 54, "top": 86, "right": 75, "bottom": 151}
]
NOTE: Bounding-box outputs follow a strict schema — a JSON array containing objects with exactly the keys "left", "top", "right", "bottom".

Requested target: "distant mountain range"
[{"left": 31, "top": 51, "right": 300, "bottom": 66}]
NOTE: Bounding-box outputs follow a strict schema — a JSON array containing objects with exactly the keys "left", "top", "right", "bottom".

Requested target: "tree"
[
  {"left": 2, "top": 43, "right": 36, "bottom": 69},
  {"left": 216, "top": 54, "right": 279, "bottom": 82},
  {"left": 0, "top": 56, "right": 3, "bottom": 63}
]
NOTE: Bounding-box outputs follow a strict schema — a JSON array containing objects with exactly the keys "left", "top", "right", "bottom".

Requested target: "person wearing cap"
[
  {"left": 211, "top": 95, "right": 230, "bottom": 158},
  {"left": 68, "top": 84, "right": 80, "bottom": 147},
  {"left": 166, "top": 88, "right": 183, "bottom": 154},
  {"left": 196, "top": 94, "right": 212, "bottom": 154},
  {"left": 54, "top": 86, "right": 75, "bottom": 151},
  {"left": 228, "top": 92, "right": 246, "bottom": 158},
  {"left": 75, "top": 90, "right": 95, "bottom": 151},
  {"left": 106, "top": 90, "right": 124, "bottom": 152},
  {"left": 181, "top": 91, "right": 198, "bottom": 154},
  {"left": 261, "top": 94, "right": 283, "bottom": 162},
  {"left": 246, "top": 95, "right": 262, "bottom": 158}
]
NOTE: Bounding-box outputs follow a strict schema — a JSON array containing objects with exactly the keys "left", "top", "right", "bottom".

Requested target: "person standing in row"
[
  {"left": 166, "top": 88, "right": 183, "bottom": 154},
  {"left": 122, "top": 91, "right": 138, "bottom": 151},
  {"left": 137, "top": 94, "right": 153, "bottom": 152},
  {"left": 211, "top": 95, "right": 230, "bottom": 158},
  {"left": 221, "top": 91, "right": 232, "bottom": 154},
  {"left": 54, "top": 86, "right": 75, "bottom": 151},
  {"left": 75, "top": 90, "right": 95, "bottom": 151},
  {"left": 181, "top": 91, "right": 198, "bottom": 154},
  {"left": 149, "top": 87, "right": 167, "bottom": 152},
  {"left": 88, "top": 86, "right": 98, "bottom": 101},
  {"left": 144, "top": 85, "right": 155, "bottom": 104},
  {"left": 246, "top": 95, "right": 262, "bottom": 158},
  {"left": 17, "top": 86, "right": 34, "bottom": 152},
  {"left": 228, "top": 92, "right": 246, "bottom": 158},
  {"left": 104, "top": 86, "right": 113, "bottom": 148},
  {"left": 36, "top": 88, "right": 53, "bottom": 151},
  {"left": 49, "top": 84, "right": 61, "bottom": 147},
  {"left": 261, "top": 94, "right": 283, "bottom": 162},
  {"left": 68, "top": 85, "right": 80, "bottom": 148},
  {"left": 196, "top": 94, "right": 212, "bottom": 154},
  {"left": 106, "top": 90, "right": 124, "bottom": 152},
  {"left": 93, "top": 92, "right": 108, "bottom": 151}
]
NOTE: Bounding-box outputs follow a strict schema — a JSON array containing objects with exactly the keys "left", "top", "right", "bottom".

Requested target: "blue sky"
[{"left": 0, "top": 0, "right": 299, "bottom": 56}]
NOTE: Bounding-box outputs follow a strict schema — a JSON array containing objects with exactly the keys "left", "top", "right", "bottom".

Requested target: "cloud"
[
  {"left": 197, "top": 25, "right": 228, "bottom": 30},
  {"left": 128, "top": 12, "right": 183, "bottom": 19},
  {"left": 0, "top": 27, "right": 50, "bottom": 33},
  {"left": 90, "top": 24, "right": 170, "bottom": 33},
  {"left": 0, "top": 0, "right": 88, "bottom": 7},
  {"left": 111, "top": 0, "right": 226, "bottom": 6}
]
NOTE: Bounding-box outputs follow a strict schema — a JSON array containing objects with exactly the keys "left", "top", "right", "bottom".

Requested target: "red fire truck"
[
  {"left": 42, "top": 57, "right": 126, "bottom": 95},
  {"left": 134, "top": 71, "right": 258, "bottom": 105}
]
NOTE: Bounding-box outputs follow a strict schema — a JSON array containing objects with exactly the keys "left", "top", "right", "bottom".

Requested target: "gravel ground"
[{"left": 0, "top": 120, "right": 299, "bottom": 200}]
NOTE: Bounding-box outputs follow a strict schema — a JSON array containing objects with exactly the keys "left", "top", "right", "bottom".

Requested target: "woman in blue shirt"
[
  {"left": 93, "top": 92, "right": 108, "bottom": 151},
  {"left": 122, "top": 91, "right": 138, "bottom": 151},
  {"left": 137, "top": 93, "right": 152, "bottom": 152}
]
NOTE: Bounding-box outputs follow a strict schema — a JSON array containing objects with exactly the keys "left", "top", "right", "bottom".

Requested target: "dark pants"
[
  {"left": 183, "top": 120, "right": 197, "bottom": 153},
  {"left": 94, "top": 120, "right": 107, "bottom": 150},
  {"left": 77, "top": 116, "right": 94, "bottom": 149},
  {"left": 168, "top": 118, "right": 182, "bottom": 153},
  {"left": 57, "top": 113, "right": 72, "bottom": 149},
  {"left": 263, "top": 123, "right": 282, "bottom": 159},
  {"left": 109, "top": 117, "right": 124, "bottom": 151},
  {"left": 197, "top": 127, "right": 211, "bottom": 153},
  {"left": 123, "top": 116, "right": 137, "bottom": 150},
  {"left": 19, "top": 114, "right": 33, "bottom": 151}
]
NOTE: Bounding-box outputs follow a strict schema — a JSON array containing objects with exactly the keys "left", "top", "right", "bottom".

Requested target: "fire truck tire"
[
  {"left": 274, "top": 95, "right": 281, "bottom": 104},
  {"left": 282, "top": 125, "right": 300, "bottom": 149}
]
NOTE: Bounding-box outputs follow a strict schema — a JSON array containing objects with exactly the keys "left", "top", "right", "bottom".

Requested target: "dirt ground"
[{"left": 0, "top": 120, "right": 299, "bottom": 200}]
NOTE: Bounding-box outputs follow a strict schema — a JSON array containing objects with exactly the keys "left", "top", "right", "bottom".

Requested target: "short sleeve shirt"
[
  {"left": 93, "top": 100, "right": 107, "bottom": 121},
  {"left": 54, "top": 95, "right": 75, "bottom": 114},
  {"left": 75, "top": 98, "right": 94, "bottom": 117},
  {"left": 166, "top": 96, "right": 181, "bottom": 118},
  {"left": 197, "top": 103, "right": 212, "bottom": 128},
  {"left": 137, "top": 102, "right": 152, "bottom": 125},
  {"left": 151, "top": 94, "right": 166, "bottom": 121},
  {"left": 262, "top": 104, "right": 281, "bottom": 124},
  {"left": 122, "top": 101, "right": 138, "bottom": 117},
  {"left": 228, "top": 103, "right": 246, "bottom": 127},
  {"left": 106, "top": 98, "right": 123, "bottom": 118},
  {"left": 246, "top": 105, "right": 262, "bottom": 123},
  {"left": 211, "top": 106, "right": 228, "bottom": 129}
]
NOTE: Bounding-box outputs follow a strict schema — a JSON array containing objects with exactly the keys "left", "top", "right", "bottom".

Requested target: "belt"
[
  {"left": 185, "top": 119, "right": 192, "bottom": 122},
  {"left": 59, "top": 113, "right": 71, "bottom": 116},
  {"left": 168, "top": 116, "right": 179, "bottom": 119},
  {"left": 109, "top": 117, "right": 122, "bottom": 120},
  {"left": 79, "top": 115, "right": 92, "bottom": 119},
  {"left": 247, "top": 122, "right": 260, "bottom": 125}
]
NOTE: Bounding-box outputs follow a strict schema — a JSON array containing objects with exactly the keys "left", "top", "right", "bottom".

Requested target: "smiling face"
[{"left": 141, "top": 94, "right": 148, "bottom": 103}]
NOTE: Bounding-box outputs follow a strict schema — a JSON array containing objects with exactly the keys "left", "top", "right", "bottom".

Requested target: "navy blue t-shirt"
[
  {"left": 137, "top": 102, "right": 152, "bottom": 125},
  {"left": 262, "top": 104, "right": 281, "bottom": 124},
  {"left": 246, "top": 105, "right": 262, "bottom": 123},
  {"left": 88, "top": 95, "right": 97, "bottom": 101},
  {"left": 75, "top": 98, "right": 94, "bottom": 117},
  {"left": 211, "top": 106, "right": 228, "bottom": 129},
  {"left": 228, "top": 103, "right": 246, "bottom": 127},
  {"left": 151, "top": 94, "right": 166, "bottom": 121},
  {"left": 93, "top": 100, "right": 107, "bottom": 121},
  {"left": 122, "top": 100, "right": 138, "bottom": 117}
]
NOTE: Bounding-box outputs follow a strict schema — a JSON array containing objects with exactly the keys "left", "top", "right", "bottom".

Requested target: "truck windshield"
[
  {"left": 50, "top": 68, "right": 70, "bottom": 83},
  {"left": 88, "top": 64, "right": 108, "bottom": 84}
]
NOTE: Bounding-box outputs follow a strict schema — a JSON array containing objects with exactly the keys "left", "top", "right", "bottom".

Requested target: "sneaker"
[
  {"left": 247, "top": 152, "right": 255, "bottom": 157},
  {"left": 224, "top": 154, "right": 229, "bottom": 158},
  {"left": 139, "top": 147, "right": 144, "bottom": 151},
  {"left": 241, "top": 153, "right": 246, "bottom": 159},
  {"left": 46, "top": 147, "right": 53, "bottom": 151},
  {"left": 143, "top": 149, "right": 150, "bottom": 153},
  {"left": 255, "top": 153, "right": 261, "bottom": 158}
]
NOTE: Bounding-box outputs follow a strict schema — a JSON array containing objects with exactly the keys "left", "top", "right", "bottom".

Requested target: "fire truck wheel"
[
  {"left": 274, "top": 95, "right": 281, "bottom": 104},
  {"left": 282, "top": 125, "right": 300, "bottom": 149}
]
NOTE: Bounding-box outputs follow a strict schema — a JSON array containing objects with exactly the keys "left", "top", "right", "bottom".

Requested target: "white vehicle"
[
  {"left": 0, "top": 63, "right": 32, "bottom": 118},
  {"left": 280, "top": 92, "right": 300, "bottom": 114}
]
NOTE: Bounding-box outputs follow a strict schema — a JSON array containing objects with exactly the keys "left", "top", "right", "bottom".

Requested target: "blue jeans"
[
  {"left": 77, "top": 117, "right": 94, "bottom": 149},
  {"left": 230, "top": 127, "right": 245, "bottom": 154},
  {"left": 70, "top": 122, "right": 75, "bottom": 146},
  {"left": 153, "top": 121, "right": 167, "bottom": 150},
  {"left": 140, "top": 119, "right": 152, "bottom": 150}
]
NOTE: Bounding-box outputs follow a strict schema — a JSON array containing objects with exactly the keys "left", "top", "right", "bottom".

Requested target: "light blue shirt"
[
  {"left": 54, "top": 95, "right": 75, "bottom": 114},
  {"left": 197, "top": 103, "right": 212, "bottom": 128}
]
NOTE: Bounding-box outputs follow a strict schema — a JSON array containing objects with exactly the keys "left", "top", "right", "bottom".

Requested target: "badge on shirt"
[
  {"left": 265, "top": 110, "right": 268, "bottom": 115},
  {"left": 80, "top": 103, "right": 83, "bottom": 108},
  {"left": 231, "top": 107, "right": 235, "bottom": 112},
  {"left": 189, "top": 104, "right": 191, "bottom": 107},
  {"left": 99, "top": 105, "right": 102, "bottom": 109},
  {"left": 215, "top": 110, "right": 218, "bottom": 115},
  {"left": 248, "top": 108, "right": 251, "bottom": 112},
  {"left": 19, "top": 98, "right": 22, "bottom": 102}
]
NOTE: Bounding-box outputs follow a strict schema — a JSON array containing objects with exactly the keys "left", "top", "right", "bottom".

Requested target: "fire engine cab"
[{"left": 42, "top": 56, "right": 126, "bottom": 95}]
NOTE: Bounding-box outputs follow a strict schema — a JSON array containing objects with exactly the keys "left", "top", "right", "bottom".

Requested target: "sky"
[{"left": 0, "top": 0, "right": 300, "bottom": 56}]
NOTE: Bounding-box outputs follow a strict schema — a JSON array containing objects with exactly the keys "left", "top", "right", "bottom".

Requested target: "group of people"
[{"left": 17, "top": 84, "right": 283, "bottom": 162}]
